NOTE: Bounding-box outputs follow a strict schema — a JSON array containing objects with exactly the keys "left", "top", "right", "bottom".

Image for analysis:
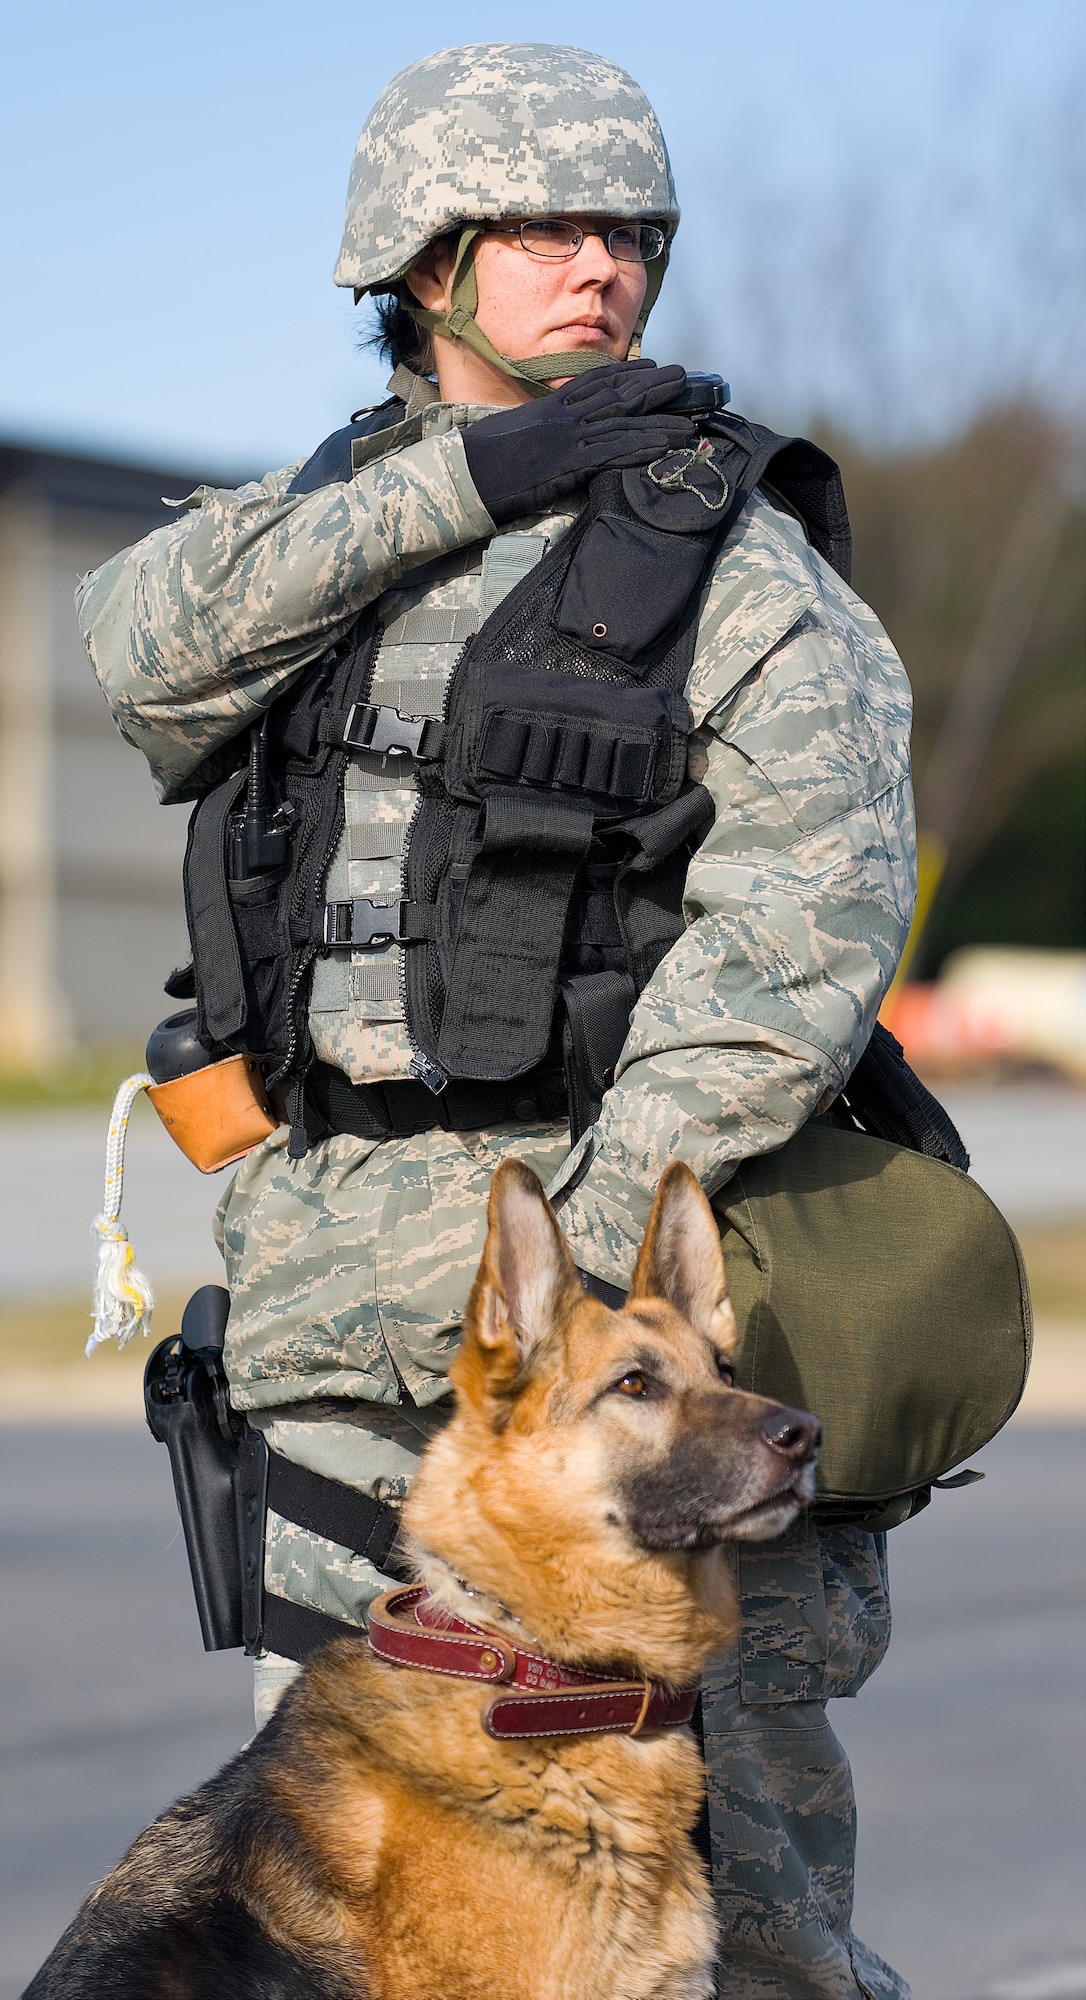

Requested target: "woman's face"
[{"left": 407, "top": 219, "right": 650, "bottom": 406}]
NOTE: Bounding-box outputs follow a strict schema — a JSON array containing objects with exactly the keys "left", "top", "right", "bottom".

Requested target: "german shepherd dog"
[{"left": 27, "top": 1160, "right": 818, "bottom": 2000}]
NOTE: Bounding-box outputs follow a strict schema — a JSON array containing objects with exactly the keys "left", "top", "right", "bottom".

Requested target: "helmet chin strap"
[{"left": 397, "top": 225, "right": 669, "bottom": 398}]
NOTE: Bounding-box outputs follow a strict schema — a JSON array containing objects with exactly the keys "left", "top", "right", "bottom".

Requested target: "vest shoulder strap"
[
  {"left": 706, "top": 413, "right": 852, "bottom": 583},
  {"left": 286, "top": 399, "right": 406, "bottom": 495}
]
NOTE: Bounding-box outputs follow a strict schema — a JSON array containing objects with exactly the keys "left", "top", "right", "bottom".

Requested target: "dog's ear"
[
  {"left": 466, "top": 1159, "right": 581, "bottom": 1378},
  {"left": 628, "top": 1161, "right": 737, "bottom": 1350}
]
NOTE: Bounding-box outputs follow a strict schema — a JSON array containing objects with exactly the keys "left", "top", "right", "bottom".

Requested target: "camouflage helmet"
[{"left": 334, "top": 43, "right": 679, "bottom": 393}]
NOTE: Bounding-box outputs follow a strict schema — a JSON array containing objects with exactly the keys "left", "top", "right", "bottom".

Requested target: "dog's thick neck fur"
[
  {"left": 407, "top": 1546, "right": 524, "bottom": 1638},
  {"left": 299, "top": 1634, "right": 717, "bottom": 1999},
  {"left": 402, "top": 1541, "right": 705, "bottom": 1694}
]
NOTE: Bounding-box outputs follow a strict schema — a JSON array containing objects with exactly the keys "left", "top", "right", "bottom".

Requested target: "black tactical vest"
[{"left": 178, "top": 403, "right": 852, "bottom": 1155}]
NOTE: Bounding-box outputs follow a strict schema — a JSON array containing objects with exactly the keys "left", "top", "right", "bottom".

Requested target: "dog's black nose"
[{"left": 761, "top": 1406, "right": 821, "bottom": 1461}]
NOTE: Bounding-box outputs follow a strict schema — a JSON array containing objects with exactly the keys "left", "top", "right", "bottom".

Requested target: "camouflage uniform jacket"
[{"left": 78, "top": 397, "right": 916, "bottom": 1410}]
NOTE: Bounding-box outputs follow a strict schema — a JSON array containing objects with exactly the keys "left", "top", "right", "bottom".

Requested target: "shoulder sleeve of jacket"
[
  {"left": 552, "top": 495, "right": 917, "bottom": 1288},
  {"left": 684, "top": 486, "right": 904, "bottom": 727},
  {"left": 77, "top": 417, "right": 495, "bottom": 801}
]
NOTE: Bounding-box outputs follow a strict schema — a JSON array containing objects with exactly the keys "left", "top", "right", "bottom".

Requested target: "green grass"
[
  {"left": 0, "top": 1290, "right": 192, "bottom": 1374},
  {"left": 1015, "top": 1222, "right": 1086, "bottom": 1322},
  {"left": 0, "top": 1047, "right": 147, "bottom": 1111}
]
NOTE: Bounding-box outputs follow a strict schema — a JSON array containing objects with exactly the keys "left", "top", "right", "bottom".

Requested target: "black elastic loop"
[
  {"left": 265, "top": 1449, "right": 411, "bottom": 1578},
  {"left": 261, "top": 1593, "right": 365, "bottom": 1664}
]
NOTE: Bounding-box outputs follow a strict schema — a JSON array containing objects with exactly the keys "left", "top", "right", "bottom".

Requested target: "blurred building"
[{"left": 0, "top": 441, "right": 247, "bottom": 1066}]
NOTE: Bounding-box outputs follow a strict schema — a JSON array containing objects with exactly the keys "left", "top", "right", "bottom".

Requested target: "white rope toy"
[{"left": 88, "top": 1072, "right": 156, "bottom": 1355}]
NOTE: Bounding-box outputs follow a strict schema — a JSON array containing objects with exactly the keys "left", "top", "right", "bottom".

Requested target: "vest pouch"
[
  {"left": 435, "top": 792, "right": 595, "bottom": 1079},
  {"left": 409, "top": 662, "right": 697, "bottom": 1083},
  {"left": 446, "top": 661, "right": 692, "bottom": 813},
  {"left": 183, "top": 774, "right": 291, "bottom": 1057},
  {"left": 147, "top": 1057, "right": 278, "bottom": 1173},
  {"left": 714, "top": 1119, "right": 1032, "bottom": 1531},
  {"left": 554, "top": 515, "right": 713, "bottom": 663},
  {"left": 182, "top": 616, "right": 378, "bottom": 1095},
  {"left": 226, "top": 866, "right": 290, "bottom": 1049}
]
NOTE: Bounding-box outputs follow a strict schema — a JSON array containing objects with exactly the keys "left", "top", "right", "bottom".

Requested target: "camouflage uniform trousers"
[
  {"left": 218, "top": 1118, "right": 573, "bottom": 1722},
  {"left": 703, "top": 1521, "right": 907, "bottom": 1999}
]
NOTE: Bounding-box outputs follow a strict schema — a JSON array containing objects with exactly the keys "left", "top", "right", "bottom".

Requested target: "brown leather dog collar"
[{"left": 367, "top": 1586, "right": 698, "bottom": 1741}]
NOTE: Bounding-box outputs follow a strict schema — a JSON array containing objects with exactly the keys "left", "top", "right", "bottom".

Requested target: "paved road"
[
  {"left": 1, "top": 1082, "right": 1084, "bottom": 1306},
  {"left": 1, "top": 1420, "right": 1082, "bottom": 2000},
  {"left": 938, "top": 1084, "right": 1086, "bottom": 1225},
  {"left": 0, "top": 1424, "right": 252, "bottom": 1997},
  {"left": 832, "top": 1423, "right": 1086, "bottom": 2000}
]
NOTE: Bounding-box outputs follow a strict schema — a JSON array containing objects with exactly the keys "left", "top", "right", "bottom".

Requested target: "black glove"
[{"left": 462, "top": 361, "right": 695, "bottom": 523}]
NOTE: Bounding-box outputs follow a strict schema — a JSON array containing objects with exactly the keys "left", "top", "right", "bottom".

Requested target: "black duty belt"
[{"left": 303, "top": 1060, "right": 568, "bottom": 1143}]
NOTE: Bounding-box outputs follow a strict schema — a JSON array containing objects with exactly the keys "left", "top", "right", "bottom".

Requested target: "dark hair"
[{"left": 366, "top": 287, "right": 436, "bottom": 378}]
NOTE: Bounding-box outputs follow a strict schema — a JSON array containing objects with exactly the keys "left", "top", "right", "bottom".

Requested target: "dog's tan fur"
[{"left": 27, "top": 1162, "right": 817, "bottom": 2000}]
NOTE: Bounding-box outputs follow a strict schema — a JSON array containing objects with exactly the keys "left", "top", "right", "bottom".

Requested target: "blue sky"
[{"left": 2, "top": 0, "right": 1082, "bottom": 473}]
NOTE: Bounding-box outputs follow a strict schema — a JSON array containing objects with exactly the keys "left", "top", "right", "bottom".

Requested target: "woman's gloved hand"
[{"left": 462, "top": 360, "right": 695, "bottom": 523}]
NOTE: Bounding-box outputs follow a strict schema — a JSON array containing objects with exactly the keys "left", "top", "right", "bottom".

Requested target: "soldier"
[{"left": 79, "top": 43, "right": 913, "bottom": 1999}]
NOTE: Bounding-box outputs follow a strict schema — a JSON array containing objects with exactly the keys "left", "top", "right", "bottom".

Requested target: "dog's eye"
[
  {"left": 714, "top": 1354, "right": 737, "bottom": 1387},
  {"left": 616, "top": 1371, "right": 648, "bottom": 1397}
]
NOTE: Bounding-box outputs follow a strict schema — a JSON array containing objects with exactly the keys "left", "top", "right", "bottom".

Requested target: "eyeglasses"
[{"left": 486, "top": 219, "right": 667, "bottom": 264}]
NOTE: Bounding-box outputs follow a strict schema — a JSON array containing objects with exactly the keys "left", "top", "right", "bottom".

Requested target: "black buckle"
[
  {"left": 323, "top": 899, "right": 406, "bottom": 950},
  {"left": 342, "top": 702, "right": 431, "bottom": 758}
]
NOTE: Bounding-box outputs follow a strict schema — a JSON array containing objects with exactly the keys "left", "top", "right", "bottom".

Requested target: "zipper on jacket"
[{"left": 397, "top": 640, "right": 473, "bottom": 1096}]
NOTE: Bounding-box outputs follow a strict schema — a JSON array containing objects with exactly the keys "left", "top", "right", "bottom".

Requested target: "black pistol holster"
[
  {"left": 144, "top": 1286, "right": 268, "bottom": 1655},
  {"left": 145, "top": 1286, "right": 411, "bottom": 1661}
]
